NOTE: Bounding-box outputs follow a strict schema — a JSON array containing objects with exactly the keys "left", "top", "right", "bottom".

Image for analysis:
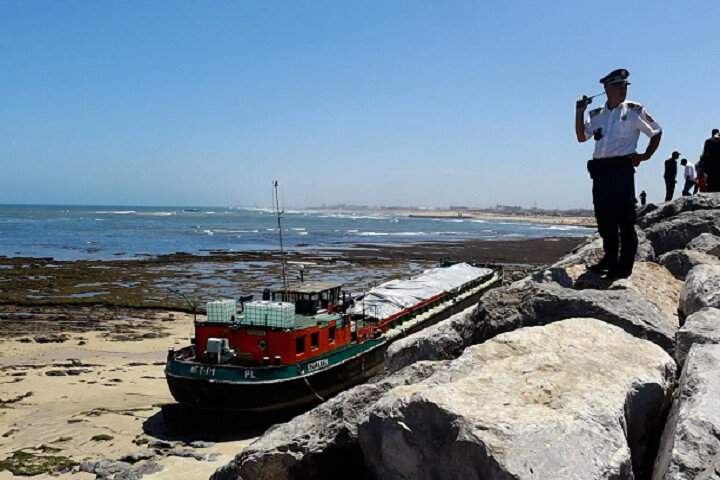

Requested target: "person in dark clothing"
[
  {"left": 639, "top": 190, "right": 647, "bottom": 206},
  {"left": 575, "top": 69, "right": 662, "bottom": 279},
  {"left": 663, "top": 151, "right": 679, "bottom": 201},
  {"left": 702, "top": 129, "right": 720, "bottom": 192}
]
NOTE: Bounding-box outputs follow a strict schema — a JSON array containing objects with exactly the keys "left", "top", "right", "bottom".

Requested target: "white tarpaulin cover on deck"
[{"left": 348, "top": 263, "right": 493, "bottom": 320}]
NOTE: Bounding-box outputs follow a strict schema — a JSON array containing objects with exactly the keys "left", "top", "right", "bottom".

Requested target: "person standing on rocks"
[
  {"left": 575, "top": 68, "right": 662, "bottom": 278},
  {"left": 701, "top": 129, "right": 720, "bottom": 192},
  {"left": 680, "top": 158, "right": 696, "bottom": 196},
  {"left": 663, "top": 151, "right": 680, "bottom": 201}
]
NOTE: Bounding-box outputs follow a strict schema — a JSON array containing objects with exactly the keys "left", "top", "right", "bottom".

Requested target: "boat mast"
[{"left": 273, "top": 181, "right": 289, "bottom": 299}]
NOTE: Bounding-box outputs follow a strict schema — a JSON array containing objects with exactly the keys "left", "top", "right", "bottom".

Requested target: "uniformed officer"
[{"left": 575, "top": 69, "right": 662, "bottom": 278}]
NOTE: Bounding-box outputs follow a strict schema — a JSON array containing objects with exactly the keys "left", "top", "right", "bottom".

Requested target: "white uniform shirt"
[
  {"left": 584, "top": 100, "right": 662, "bottom": 159},
  {"left": 684, "top": 161, "right": 697, "bottom": 182}
]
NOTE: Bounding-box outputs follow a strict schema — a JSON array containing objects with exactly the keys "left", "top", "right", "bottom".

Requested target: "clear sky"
[{"left": 1, "top": 1, "right": 718, "bottom": 209}]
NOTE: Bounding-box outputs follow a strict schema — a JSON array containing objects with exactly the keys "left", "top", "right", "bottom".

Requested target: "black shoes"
[
  {"left": 587, "top": 259, "right": 633, "bottom": 279},
  {"left": 587, "top": 259, "right": 617, "bottom": 273}
]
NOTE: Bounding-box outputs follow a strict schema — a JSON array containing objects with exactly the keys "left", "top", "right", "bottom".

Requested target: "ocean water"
[{"left": 0, "top": 205, "right": 594, "bottom": 261}]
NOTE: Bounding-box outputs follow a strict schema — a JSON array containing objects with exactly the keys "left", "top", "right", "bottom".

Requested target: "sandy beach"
[
  {"left": 0, "top": 237, "right": 585, "bottom": 478},
  {"left": 0, "top": 311, "right": 259, "bottom": 479}
]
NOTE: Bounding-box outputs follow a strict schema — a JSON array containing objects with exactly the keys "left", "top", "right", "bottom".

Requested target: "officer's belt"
[{"left": 587, "top": 155, "right": 633, "bottom": 179}]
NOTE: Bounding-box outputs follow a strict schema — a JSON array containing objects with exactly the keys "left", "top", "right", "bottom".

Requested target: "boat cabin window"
[
  {"left": 311, "top": 332, "right": 319, "bottom": 350},
  {"left": 295, "top": 298, "right": 316, "bottom": 315},
  {"left": 272, "top": 283, "right": 342, "bottom": 315},
  {"left": 295, "top": 336, "right": 306, "bottom": 355},
  {"left": 328, "top": 326, "right": 336, "bottom": 343}
]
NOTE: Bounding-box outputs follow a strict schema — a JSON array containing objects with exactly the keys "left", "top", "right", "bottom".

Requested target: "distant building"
[{"left": 495, "top": 204, "right": 523, "bottom": 212}]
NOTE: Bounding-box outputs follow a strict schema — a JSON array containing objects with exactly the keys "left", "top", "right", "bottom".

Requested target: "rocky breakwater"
[{"left": 212, "top": 194, "right": 720, "bottom": 480}]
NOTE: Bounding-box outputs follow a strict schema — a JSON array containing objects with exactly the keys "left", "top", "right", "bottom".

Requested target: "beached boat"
[
  {"left": 165, "top": 181, "right": 502, "bottom": 413},
  {"left": 164, "top": 262, "right": 502, "bottom": 413}
]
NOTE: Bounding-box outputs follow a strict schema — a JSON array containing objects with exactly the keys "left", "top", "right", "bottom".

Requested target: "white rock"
[
  {"left": 675, "top": 307, "right": 720, "bottom": 366},
  {"left": 679, "top": 264, "right": 720, "bottom": 317},
  {"left": 359, "top": 318, "right": 676, "bottom": 480},
  {"left": 653, "top": 344, "right": 720, "bottom": 480}
]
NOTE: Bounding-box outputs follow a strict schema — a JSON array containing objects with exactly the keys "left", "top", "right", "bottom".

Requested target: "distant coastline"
[
  {"left": 306, "top": 207, "right": 597, "bottom": 228},
  {"left": 304, "top": 205, "right": 597, "bottom": 228},
  {"left": 405, "top": 210, "right": 596, "bottom": 227}
]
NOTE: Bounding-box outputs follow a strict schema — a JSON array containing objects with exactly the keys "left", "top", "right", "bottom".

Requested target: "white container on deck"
[
  {"left": 243, "top": 301, "right": 295, "bottom": 328},
  {"left": 206, "top": 299, "right": 237, "bottom": 323}
]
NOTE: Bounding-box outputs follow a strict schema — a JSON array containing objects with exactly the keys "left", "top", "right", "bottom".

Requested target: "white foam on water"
[
  {"left": 95, "top": 210, "right": 136, "bottom": 215},
  {"left": 138, "top": 211, "right": 176, "bottom": 216},
  {"left": 530, "top": 225, "right": 585, "bottom": 231}
]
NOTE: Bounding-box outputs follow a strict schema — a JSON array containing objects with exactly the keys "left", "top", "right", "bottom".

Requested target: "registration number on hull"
[
  {"left": 189, "top": 365, "right": 257, "bottom": 379},
  {"left": 189, "top": 365, "right": 216, "bottom": 377}
]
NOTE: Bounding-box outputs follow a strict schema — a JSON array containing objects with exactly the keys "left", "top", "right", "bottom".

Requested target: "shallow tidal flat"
[{"left": 0, "top": 236, "right": 583, "bottom": 478}]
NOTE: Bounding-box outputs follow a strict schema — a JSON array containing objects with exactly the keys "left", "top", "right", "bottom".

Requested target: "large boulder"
[
  {"left": 657, "top": 249, "right": 720, "bottom": 280},
  {"left": 385, "top": 306, "right": 475, "bottom": 374},
  {"left": 637, "top": 193, "right": 720, "bottom": 229},
  {"left": 359, "top": 318, "right": 676, "bottom": 480},
  {"left": 211, "top": 361, "right": 447, "bottom": 480},
  {"left": 473, "top": 278, "right": 678, "bottom": 356},
  {"left": 685, "top": 232, "right": 720, "bottom": 255},
  {"left": 679, "top": 264, "right": 720, "bottom": 317},
  {"left": 609, "top": 262, "right": 682, "bottom": 327},
  {"left": 653, "top": 344, "right": 720, "bottom": 480},
  {"left": 675, "top": 307, "right": 720, "bottom": 366},
  {"left": 543, "top": 263, "right": 680, "bottom": 327},
  {"left": 643, "top": 210, "right": 720, "bottom": 256}
]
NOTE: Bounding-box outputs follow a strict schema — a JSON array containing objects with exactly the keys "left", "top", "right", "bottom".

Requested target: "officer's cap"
[{"left": 600, "top": 69, "right": 630, "bottom": 86}]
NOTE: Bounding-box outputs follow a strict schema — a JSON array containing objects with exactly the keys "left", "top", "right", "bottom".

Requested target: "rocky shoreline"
[{"left": 213, "top": 194, "right": 720, "bottom": 480}]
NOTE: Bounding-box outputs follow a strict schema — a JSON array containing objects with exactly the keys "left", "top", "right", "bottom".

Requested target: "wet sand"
[{"left": 0, "top": 236, "right": 585, "bottom": 478}]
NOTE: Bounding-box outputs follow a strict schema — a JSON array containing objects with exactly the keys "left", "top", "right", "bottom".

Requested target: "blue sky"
[{"left": 1, "top": 1, "right": 718, "bottom": 209}]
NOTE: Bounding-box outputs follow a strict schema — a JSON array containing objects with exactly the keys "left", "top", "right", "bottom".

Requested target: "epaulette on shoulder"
[
  {"left": 589, "top": 107, "right": 602, "bottom": 118},
  {"left": 626, "top": 102, "right": 643, "bottom": 114}
]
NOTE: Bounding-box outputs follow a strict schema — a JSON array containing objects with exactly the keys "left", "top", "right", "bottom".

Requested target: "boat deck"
[{"left": 384, "top": 271, "right": 501, "bottom": 340}]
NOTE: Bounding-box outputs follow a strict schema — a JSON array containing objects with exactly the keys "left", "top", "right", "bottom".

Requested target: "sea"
[{"left": 0, "top": 205, "right": 595, "bottom": 261}]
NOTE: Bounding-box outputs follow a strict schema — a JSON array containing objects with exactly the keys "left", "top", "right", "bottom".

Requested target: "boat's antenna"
[{"left": 273, "top": 181, "right": 289, "bottom": 299}]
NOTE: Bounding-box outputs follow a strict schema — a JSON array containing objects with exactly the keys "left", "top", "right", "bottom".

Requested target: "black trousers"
[
  {"left": 709, "top": 176, "right": 720, "bottom": 193},
  {"left": 682, "top": 178, "right": 695, "bottom": 196},
  {"left": 707, "top": 165, "right": 720, "bottom": 193},
  {"left": 664, "top": 177, "right": 675, "bottom": 201},
  {"left": 588, "top": 156, "right": 638, "bottom": 270}
]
